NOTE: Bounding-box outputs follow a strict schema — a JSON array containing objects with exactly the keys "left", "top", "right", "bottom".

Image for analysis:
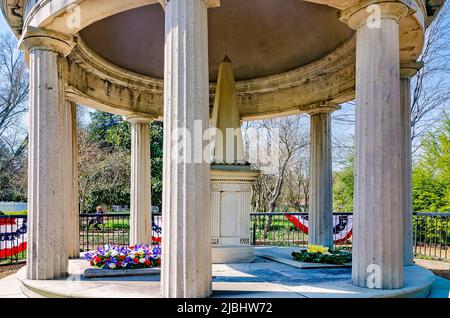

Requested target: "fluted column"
[
  {"left": 211, "top": 186, "right": 221, "bottom": 245},
  {"left": 19, "top": 28, "right": 75, "bottom": 280},
  {"left": 341, "top": 2, "right": 409, "bottom": 289},
  {"left": 400, "top": 62, "right": 422, "bottom": 266},
  {"left": 308, "top": 107, "right": 336, "bottom": 250},
  {"left": 160, "top": 0, "right": 217, "bottom": 298},
  {"left": 126, "top": 116, "right": 153, "bottom": 246},
  {"left": 67, "top": 102, "right": 80, "bottom": 259}
]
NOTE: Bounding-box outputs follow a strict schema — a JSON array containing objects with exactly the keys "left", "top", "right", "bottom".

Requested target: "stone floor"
[
  {"left": 0, "top": 247, "right": 448, "bottom": 298},
  {"left": 0, "top": 273, "right": 27, "bottom": 298}
]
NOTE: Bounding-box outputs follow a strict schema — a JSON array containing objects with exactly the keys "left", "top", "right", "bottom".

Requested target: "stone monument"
[{"left": 211, "top": 56, "right": 260, "bottom": 264}]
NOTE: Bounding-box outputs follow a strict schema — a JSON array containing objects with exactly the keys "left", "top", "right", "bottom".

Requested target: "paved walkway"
[
  {"left": 0, "top": 274, "right": 26, "bottom": 298},
  {"left": 1, "top": 249, "right": 448, "bottom": 298}
]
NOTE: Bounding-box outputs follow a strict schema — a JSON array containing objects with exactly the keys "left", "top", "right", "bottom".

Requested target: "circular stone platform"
[
  {"left": 17, "top": 253, "right": 435, "bottom": 298},
  {"left": 212, "top": 246, "right": 255, "bottom": 264}
]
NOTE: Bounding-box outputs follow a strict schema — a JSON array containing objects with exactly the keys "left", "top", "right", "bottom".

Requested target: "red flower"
[
  {"left": 145, "top": 260, "right": 150, "bottom": 266},
  {"left": 94, "top": 257, "right": 102, "bottom": 264},
  {"left": 157, "top": 259, "right": 161, "bottom": 265},
  {"left": 133, "top": 259, "right": 139, "bottom": 264},
  {"left": 90, "top": 260, "right": 94, "bottom": 266},
  {"left": 117, "top": 261, "right": 122, "bottom": 267}
]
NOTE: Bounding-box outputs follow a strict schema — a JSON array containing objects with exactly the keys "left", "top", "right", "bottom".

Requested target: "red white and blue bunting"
[
  {"left": 285, "top": 214, "right": 353, "bottom": 244},
  {"left": 0, "top": 218, "right": 27, "bottom": 258}
]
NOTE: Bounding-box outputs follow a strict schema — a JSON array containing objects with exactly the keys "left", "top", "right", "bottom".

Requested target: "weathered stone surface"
[
  {"left": 84, "top": 267, "right": 160, "bottom": 278},
  {"left": 14, "top": 258, "right": 437, "bottom": 299},
  {"left": 4, "top": 0, "right": 432, "bottom": 121},
  {"left": 400, "top": 62, "right": 422, "bottom": 266},
  {"left": 67, "top": 101, "right": 79, "bottom": 259},
  {"left": 211, "top": 58, "right": 245, "bottom": 164},
  {"left": 2, "top": 0, "right": 435, "bottom": 295},
  {"left": 349, "top": 5, "right": 406, "bottom": 289},
  {"left": 26, "top": 47, "right": 68, "bottom": 280},
  {"left": 308, "top": 111, "right": 333, "bottom": 249},
  {"left": 212, "top": 246, "right": 255, "bottom": 264},
  {"left": 161, "top": 0, "right": 212, "bottom": 298},
  {"left": 128, "top": 118, "right": 152, "bottom": 246},
  {"left": 210, "top": 168, "right": 259, "bottom": 264}
]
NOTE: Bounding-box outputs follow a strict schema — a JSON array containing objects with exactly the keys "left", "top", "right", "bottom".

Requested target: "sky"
[{"left": 0, "top": 13, "right": 9, "bottom": 34}]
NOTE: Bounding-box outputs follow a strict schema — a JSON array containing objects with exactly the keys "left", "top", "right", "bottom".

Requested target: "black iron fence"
[
  {"left": 250, "top": 211, "right": 450, "bottom": 261},
  {"left": 250, "top": 212, "right": 353, "bottom": 250},
  {"left": 79, "top": 213, "right": 162, "bottom": 252},
  {"left": 413, "top": 212, "right": 450, "bottom": 261},
  {"left": 1, "top": 211, "right": 449, "bottom": 265},
  {"left": 0, "top": 215, "right": 27, "bottom": 265}
]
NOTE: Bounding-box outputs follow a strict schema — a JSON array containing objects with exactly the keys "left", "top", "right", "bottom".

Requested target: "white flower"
[
  {"left": 122, "top": 262, "right": 127, "bottom": 267},
  {"left": 110, "top": 250, "right": 118, "bottom": 257},
  {"left": 128, "top": 254, "right": 135, "bottom": 259},
  {"left": 108, "top": 263, "right": 116, "bottom": 269},
  {"left": 139, "top": 258, "right": 146, "bottom": 264}
]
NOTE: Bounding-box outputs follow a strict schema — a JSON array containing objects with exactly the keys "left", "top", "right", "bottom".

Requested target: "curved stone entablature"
[
  {"left": 339, "top": 0, "right": 427, "bottom": 62},
  {"left": 62, "top": 30, "right": 355, "bottom": 120},
  {"left": 1, "top": 0, "right": 437, "bottom": 119},
  {"left": 234, "top": 36, "right": 356, "bottom": 120},
  {"left": 64, "top": 36, "right": 164, "bottom": 118}
]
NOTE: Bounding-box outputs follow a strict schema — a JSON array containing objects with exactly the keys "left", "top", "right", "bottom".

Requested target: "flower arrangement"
[
  {"left": 306, "top": 244, "right": 330, "bottom": 254},
  {"left": 85, "top": 244, "right": 161, "bottom": 270},
  {"left": 292, "top": 244, "right": 352, "bottom": 265}
]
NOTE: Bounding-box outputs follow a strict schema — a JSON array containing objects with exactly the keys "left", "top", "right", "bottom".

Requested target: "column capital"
[
  {"left": 400, "top": 61, "right": 424, "bottom": 78},
  {"left": 339, "top": 1, "right": 413, "bottom": 30},
  {"left": 123, "top": 114, "right": 154, "bottom": 125},
  {"left": 18, "top": 27, "right": 76, "bottom": 57},
  {"left": 158, "top": 0, "right": 220, "bottom": 10},
  {"left": 306, "top": 102, "right": 341, "bottom": 116}
]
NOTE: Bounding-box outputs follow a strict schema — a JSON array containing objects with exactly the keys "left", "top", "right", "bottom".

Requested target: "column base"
[{"left": 212, "top": 245, "right": 255, "bottom": 264}]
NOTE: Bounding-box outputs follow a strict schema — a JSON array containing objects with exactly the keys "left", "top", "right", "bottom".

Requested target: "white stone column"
[
  {"left": 67, "top": 102, "right": 80, "bottom": 259},
  {"left": 160, "top": 0, "right": 217, "bottom": 298},
  {"left": 400, "top": 62, "right": 422, "bottom": 266},
  {"left": 308, "top": 108, "right": 335, "bottom": 250},
  {"left": 341, "top": 2, "right": 409, "bottom": 289},
  {"left": 126, "top": 116, "right": 153, "bottom": 246},
  {"left": 20, "top": 29, "right": 75, "bottom": 279}
]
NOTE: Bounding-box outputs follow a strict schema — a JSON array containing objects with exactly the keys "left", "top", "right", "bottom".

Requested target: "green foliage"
[
  {"left": 332, "top": 115, "right": 450, "bottom": 214},
  {"left": 413, "top": 215, "right": 450, "bottom": 245},
  {"left": 150, "top": 121, "right": 163, "bottom": 208},
  {"left": 88, "top": 112, "right": 131, "bottom": 150},
  {"left": 292, "top": 249, "right": 352, "bottom": 265},
  {"left": 0, "top": 139, "right": 28, "bottom": 202},
  {"left": 333, "top": 154, "right": 354, "bottom": 212},
  {"left": 3, "top": 210, "right": 27, "bottom": 215},
  {"left": 412, "top": 114, "right": 450, "bottom": 212},
  {"left": 82, "top": 111, "right": 164, "bottom": 211}
]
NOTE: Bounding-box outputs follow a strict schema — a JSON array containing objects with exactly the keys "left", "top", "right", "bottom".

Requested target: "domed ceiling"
[{"left": 79, "top": 0, "right": 354, "bottom": 82}]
